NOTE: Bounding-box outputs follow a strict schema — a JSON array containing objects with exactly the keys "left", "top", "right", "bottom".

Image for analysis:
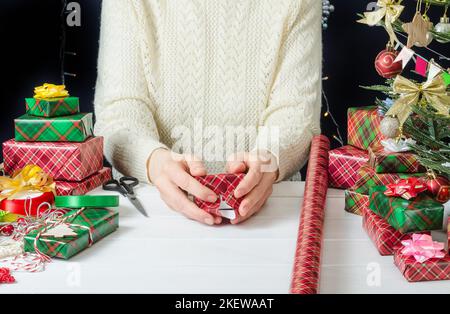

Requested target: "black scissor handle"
[
  {"left": 103, "top": 179, "right": 125, "bottom": 193},
  {"left": 120, "top": 176, "right": 139, "bottom": 194}
]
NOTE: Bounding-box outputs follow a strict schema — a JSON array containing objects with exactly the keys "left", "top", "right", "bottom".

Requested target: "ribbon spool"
[
  {"left": 55, "top": 195, "right": 119, "bottom": 209},
  {"left": 0, "top": 191, "right": 55, "bottom": 217}
]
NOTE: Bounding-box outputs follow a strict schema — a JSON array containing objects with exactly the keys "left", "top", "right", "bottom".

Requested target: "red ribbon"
[
  {"left": 0, "top": 192, "right": 55, "bottom": 216},
  {"left": 384, "top": 177, "right": 427, "bottom": 200}
]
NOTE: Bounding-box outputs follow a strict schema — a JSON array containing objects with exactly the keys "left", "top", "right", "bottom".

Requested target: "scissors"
[{"left": 103, "top": 176, "right": 148, "bottom": 217}]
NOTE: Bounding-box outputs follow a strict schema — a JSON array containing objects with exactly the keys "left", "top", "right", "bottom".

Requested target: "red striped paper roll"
[{"left": 290, "top": 135, "right": 330, "bottom": 294}]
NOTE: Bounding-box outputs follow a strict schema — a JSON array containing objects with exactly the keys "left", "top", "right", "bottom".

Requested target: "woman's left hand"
[{"left": 225, "top": 151, "right": 278, "bottom": 224}]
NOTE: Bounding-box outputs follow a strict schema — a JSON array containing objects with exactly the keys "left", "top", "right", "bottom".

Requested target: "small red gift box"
[
  {"left": 347, "top": 106, "right": 384, "bottom": 150},
  {"left": 361, "top": 206, "right": 428, "bottom": 256},
  {"left": 394, "top": 249, "right": 450, "bottom": 282},
  {"left": 194, "top": 174, "right": 244, "bottom": 220},
  {"left": 3, "top": 137, "right": 104, "bottom": 182},
  {"left": 328, "top": 145, "right": 368, "bottom": 189},
  {"left": 55, "top": 167, "right": 112, "bottom": 196}
]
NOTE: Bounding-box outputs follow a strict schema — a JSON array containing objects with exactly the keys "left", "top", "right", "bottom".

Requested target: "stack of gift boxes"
[
  {"left": 2, "top": 84, "right": 111, "bottom": 196},
  {"left": 329, "top": 106, "right": 450, "bottom": 282}
]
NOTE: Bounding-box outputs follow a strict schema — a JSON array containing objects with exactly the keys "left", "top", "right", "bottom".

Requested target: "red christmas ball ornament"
[
  {"left": 425, "top": 175, "right": 450, "bottom": 203},
  {"left": 0, "top": 224, "right": 14, "bottom": 236},
  {"left": 374, "top": 48, "right": 403, "bottom": 78}
]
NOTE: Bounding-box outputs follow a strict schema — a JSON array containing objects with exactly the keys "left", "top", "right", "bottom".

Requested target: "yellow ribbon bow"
[
  {"left": 33, "top": 83, "right": 69, "bottom": 99},
  {"left": 358, "top": 0, "right": 404, "bottom": 45},
  {"left": 386, "top": 75, "right": 450, "bottom": 126},
  {"left": 0, "top": 165, "right": 56, "bottom": 201}
]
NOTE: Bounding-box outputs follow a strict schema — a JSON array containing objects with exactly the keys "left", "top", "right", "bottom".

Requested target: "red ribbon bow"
[
  {"left": 384, "top": 177, "right": 427, "bottom": 200},
  {"left": 194, "top": 174, "right": 244, "bottom": 219}
]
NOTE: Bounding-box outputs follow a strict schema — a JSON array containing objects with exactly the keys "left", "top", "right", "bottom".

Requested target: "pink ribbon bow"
[{"left": 401, "top": 234, "right": 446, "bottom": 263}]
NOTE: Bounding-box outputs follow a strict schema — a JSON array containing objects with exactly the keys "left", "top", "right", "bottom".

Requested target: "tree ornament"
[
  {"left": 374, "top": 47, "right": 403, "bottom": 78},
  {"left": 380, "top": 116, "right": 401, "bottom": 139},
  {"left": 42, "top": 223, "right": 77, "bottom": 238},
  {"left": 435, "top": 16, "right": 450, "bottom": 43},
  {"left": 425, "top": 172, "right": 450, "bottom": 203},
  {"left": 402, "top": 12, "right": 434, "bottom": 48},
  {"left": 0, "top": 224, "right": 14, "bottom": 237}
]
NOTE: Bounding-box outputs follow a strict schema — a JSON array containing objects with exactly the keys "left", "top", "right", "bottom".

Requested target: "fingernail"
[
  {"left": 235, "top": 189, "right": 243, "bottom": 198},
  {"left": 207, "top": 195, "right": 217, "bottom": 202},
  {"left": 204, "top": 218, "right": 214, "bottom": 225},
  {"left": 239, "top": 206, "right": 247, "bottom": 216}
]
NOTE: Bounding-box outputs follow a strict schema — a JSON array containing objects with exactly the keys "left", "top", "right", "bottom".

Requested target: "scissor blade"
[{"left": 128, "top": 195, "right": 149, "bottom": 217}]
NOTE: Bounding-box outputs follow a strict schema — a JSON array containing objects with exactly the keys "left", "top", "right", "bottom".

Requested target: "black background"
[{"left": 0, "top": 0, "right": 447, "bottom": 157}]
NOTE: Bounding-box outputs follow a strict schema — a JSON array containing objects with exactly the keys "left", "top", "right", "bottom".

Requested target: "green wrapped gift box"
[
  {"left": 24, "top": 208, "right": 119, "bottom": 259},
  {"left": 25, "top": 97, "right": 79, "bottom": 117},
  {"left": 369, "top": 186, "right": 444, "bottom": 234},
  {"left": 14, "top": 113, "right": 93, "bottom": 142},
  {"left": 368, "top": 145, "right": 425, "bottom": 174}
]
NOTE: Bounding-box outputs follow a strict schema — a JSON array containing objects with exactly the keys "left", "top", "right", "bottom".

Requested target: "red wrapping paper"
[
  {"left": 55, "top": 167, "right": 112, "bottom": 196},
  {"left": 328, "top": 145, "right": 368, "bottom": 189},
  {"left": 394, "top": 249, "right": 450, "bottom": 282},
  {"left": 448, "top": 218, "right": 450, "bottom": 254},
  {"left": 361, "top": 206, "right": 428, "bottom": 256},
  {"left": 291, "top": 135, "right": 330, "bottom": 294},
  {"left": 3, "top": 137, "right": 103, "bottom": 182}
]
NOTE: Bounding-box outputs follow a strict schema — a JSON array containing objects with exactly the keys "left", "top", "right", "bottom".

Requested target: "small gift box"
[
  {"left": 194, "top": 174, "right": 244, "bottom": 220},
  {"left": 24, "top": 207, "right": 119, "bottom": 259},
  {"left": 3, "top": 137, "right": 104, "bottom": 181},
  {"left": 347, "top": 106, "right": 384, "bottom": 150},
  {"left": 369, "top": 186, "right": 444, "bottom": 234},
  {"left": 14, "top": 113, "right": 93, "bottom": 142},
  {"left": 362, "top": 206, "right": 428, "bottom": 256},
  {"left": 344, "top": 189, "right": 369, "bottom": 216},
  {"left": 55, "top": 168, "right": 112, "bottom": 196},
  {"left": 25, "top": 97, "right": 79, "bottom": 118},
  {"left": 368, "top": 145, "right": 424, "bottom": 174},
  {"left": 354, "top": 165, "right": 424, "bottom": 195},
  {"left": 394, "top": 234, "right": 450, "bottom": 282},
  {"left": 329, "top": 145, "right": 369, "bottom": 189}
]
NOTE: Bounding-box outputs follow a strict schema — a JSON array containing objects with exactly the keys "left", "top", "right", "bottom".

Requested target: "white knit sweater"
[{"left": 94, "top": 0, "right": 322, "bottom": 183}]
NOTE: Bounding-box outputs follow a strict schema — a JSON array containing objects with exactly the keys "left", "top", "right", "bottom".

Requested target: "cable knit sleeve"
[
  {"left": 94, "top": 0, "right": 167, "bottom": 183},
  {"left": 255, "top": 0, "right": 322, "bottom": 181}
]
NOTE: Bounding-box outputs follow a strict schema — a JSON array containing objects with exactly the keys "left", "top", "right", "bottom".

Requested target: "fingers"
[
  {"left": 158, "top": 179, "right": 216, "bottom": 225},
  {"left": 166, "top": 164, "right": 217, "bottom": 202},
  {"left": 234, "top": 168, "right": 263, "bottom": 198},
  {"left": 226, "top": 152, "right": 248, "bottom": 174},
  {"left": 238, "top": 173, "right": 275, "bottom": 216},
  {"left": 231, "top": 186, "right": 271, "bottom": 225},
  {"left": 184, "top": 155, "right": 207, "bottom": 177}
]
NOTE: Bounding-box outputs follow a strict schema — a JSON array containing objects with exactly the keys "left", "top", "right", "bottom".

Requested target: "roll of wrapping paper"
[{"left": 290, "top": 135, "right": 330, "bottom": 294}]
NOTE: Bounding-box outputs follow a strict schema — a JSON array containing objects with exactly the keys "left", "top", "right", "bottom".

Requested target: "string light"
[{"left": 322, "top": 85, "right": 344, "bottom": 146}]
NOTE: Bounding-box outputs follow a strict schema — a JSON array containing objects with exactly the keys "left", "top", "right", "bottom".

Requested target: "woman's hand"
[
  {"left": 148, "top": 149, "right": 221, "bottom": 225},
  {"left": 226, "top": 151, "right": 278, "bottom": 224}
]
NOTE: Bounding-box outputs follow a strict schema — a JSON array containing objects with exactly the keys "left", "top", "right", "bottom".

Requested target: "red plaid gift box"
[
  {"left": 394, "top": 249, "right": 450, "bottom": 282},
  {"left": 194, "top": 174, "right": 244, "bottom": 219},
  {"left": 362, "top": 206, "right": 428, "bottom": 256},
  {"left": 55, "top": 167, "right": 112, "bottom": 196},
  {"left": 344, "top": 189, "right": 369, "bottom": 216},
  {"left": 354, "top": 165, "right": 425, "bottom": 195},
  {"left": 329, "top": 145, "right": 369, "bottom": 189},
  {"left": 347, "top": 106, "right": 384, "bottom": 150},
  {"left": 3, "top": 137, "right": 103, "bottom": 181},
  {"left": 368, "top": 144, "right": 425, "bottom": 174}
]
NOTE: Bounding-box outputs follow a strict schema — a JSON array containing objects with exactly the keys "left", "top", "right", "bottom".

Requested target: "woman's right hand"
[{"left": 147, "top": 149, "right": 221, "bottom": 225}]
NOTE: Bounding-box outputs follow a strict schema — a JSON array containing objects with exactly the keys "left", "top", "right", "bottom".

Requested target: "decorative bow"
[
  {"left": 387, "top": 75, "right": 450, "bottom": 126},
  {"left": 384, "top": 177, "right": 427, "bottom": 200},
  {"left": 0, "top": 165, "right": 56, "bottom": 201},
  {"left": 401, "top": 234, "right": 445, "bottom": 263},
  {"left": 33, "top": 83, "right": 69, "bottom": 99},
  {"left": 357, "top": 0, "right": 404, "bottom": 45},
  {"left": 381, "top": 138, "right": 416, "bottom": 153}
]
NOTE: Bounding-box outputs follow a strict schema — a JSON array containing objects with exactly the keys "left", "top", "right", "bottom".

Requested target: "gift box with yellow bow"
[{"left": 25, "top": 83, "right": 80, "bottom": 118}]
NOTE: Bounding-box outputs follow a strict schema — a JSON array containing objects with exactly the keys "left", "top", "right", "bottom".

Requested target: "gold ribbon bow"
[
  {"left": 0, "top": 165, "right": 56, "bottom": 201},
  {"left": 33, "top": 83, "right": 69, "bottom": 99},
  {"left": 387, "top": 75, "right": 450, "bottom": 126},
  {"left": 358, "top": 0, "right": 404, "bottom": 45}
]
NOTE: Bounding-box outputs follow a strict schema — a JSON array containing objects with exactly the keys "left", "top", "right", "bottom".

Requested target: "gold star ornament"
[{"left": 402, "top": 12, "right": 433, "bottom": 48}]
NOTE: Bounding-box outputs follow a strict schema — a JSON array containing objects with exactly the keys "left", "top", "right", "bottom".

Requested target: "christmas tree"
[{"left": 358, "top": 0, "right": 450, "bottom": 179}]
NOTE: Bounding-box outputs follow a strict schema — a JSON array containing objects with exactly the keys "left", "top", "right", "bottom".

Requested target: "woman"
[{"left": 94, "top": 0, "right": 322, "bottom": 225}]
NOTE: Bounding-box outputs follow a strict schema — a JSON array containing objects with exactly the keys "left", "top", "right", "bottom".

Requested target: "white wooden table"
[{"left": 2, "top": 182, "right": 450, "bottom": 294}]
